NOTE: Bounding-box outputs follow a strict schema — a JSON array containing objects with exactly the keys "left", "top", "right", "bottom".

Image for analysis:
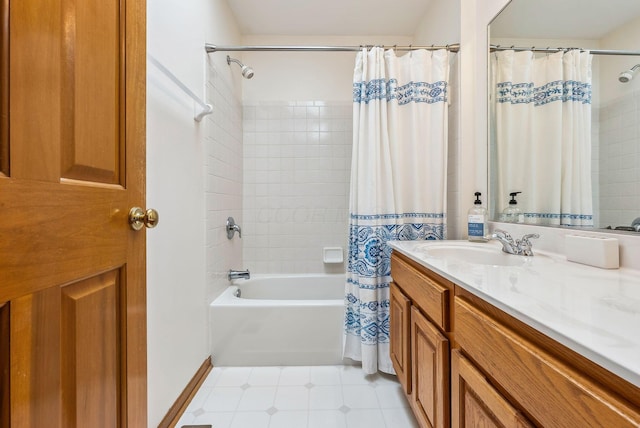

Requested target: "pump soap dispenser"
[
  {"left": 502, "top": 191, "right": 522, "bottom": 223},
  {"left": 468, "top": 192, "right": 488, "bottom": 242}
]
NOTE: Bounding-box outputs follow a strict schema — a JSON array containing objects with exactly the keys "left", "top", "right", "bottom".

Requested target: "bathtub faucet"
[{"left": 228, "top": 269, "right": 250, "bottom": 281}]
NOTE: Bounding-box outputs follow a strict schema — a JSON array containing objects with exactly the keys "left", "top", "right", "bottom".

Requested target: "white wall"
[
  {"left": 413, "top": 0, "right": 460, "bottom": 45},
  {"left": 458, "top": 0, "right": 509, "bottom": 238},
  {"left": 413, "top": 0, "right": 462, "bottom": 238},
  {"left": 146, "top": 0, "right": 241, "bottom": 426},
  {"left": 242, "top": 35, "right": 412, "bottom": 103},
  {"left": 599, "top": 16, "right": 640, "bottom": 105}
]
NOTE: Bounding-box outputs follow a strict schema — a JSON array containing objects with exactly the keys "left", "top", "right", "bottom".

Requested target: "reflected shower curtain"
[
  {"left": 344, "top": 47, "right": 449, "bottom": 374},
  {"left": 492, "top": 50, "right": 593, "bottom": 226}
]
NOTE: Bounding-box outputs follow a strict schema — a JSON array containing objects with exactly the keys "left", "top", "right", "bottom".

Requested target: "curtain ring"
[{"left": 409, "top": 44, "right": 413, "bottom": 57}]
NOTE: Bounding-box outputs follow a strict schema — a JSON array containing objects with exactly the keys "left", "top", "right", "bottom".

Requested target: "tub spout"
[{"left": 228, "top": 269, "right": 250, "bottom": 281}]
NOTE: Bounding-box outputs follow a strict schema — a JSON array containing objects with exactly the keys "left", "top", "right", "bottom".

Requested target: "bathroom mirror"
[{"left": 488, "top": 0, "right": 640, "bottom": 232}]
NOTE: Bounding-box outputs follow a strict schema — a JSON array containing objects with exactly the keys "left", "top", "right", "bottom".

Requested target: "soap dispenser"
[
  {"left": 468, "top": 192, "right": 488, "bottom": 242},
  {"left": 502, "top": 191, "right": 522, "bottom": 223}
]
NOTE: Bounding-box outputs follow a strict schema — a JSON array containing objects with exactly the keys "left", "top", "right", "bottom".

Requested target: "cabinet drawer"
[
  {"left": 391, "top": 253, "right": 450, "bottom": 331},
  {"left": 455, "top": 297, "right": 640, "bottom": 428}
]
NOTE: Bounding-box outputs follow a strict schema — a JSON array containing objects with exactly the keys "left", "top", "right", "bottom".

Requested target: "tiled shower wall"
[
  {"left": 242, "top": 102, "right": 353, "bottom": 273},
  {"left": 206, "top": 60, "right": 244, "bottom": 300},
  {"left": 597, "top": 91, "right": 640, "bottom": 228}
]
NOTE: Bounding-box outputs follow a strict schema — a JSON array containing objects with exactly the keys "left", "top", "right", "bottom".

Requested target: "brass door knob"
[{"left": 129, "top": 207, "right": 159, "bottom": 231}]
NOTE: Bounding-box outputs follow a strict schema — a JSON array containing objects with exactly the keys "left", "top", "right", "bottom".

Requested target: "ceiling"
[
  {"left": 490, "top": 0, "right": 640, "bottom": 40},
  {"left": 225, "top": 0, "right": 640, "bottom": 41},
  {"left": 225, "top": 0, "right": 432, "bottom": 36}
]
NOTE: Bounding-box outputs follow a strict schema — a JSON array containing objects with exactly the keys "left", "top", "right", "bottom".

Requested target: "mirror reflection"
[{"left": 488, "top": 0, "right": 640, "bottom": 232}]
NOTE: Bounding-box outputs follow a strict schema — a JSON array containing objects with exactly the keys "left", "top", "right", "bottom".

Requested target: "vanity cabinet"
[
  {"left": 390, "top": 253, "right": 452, "bottom": 428},
  {"left": 390, "top": 282, "right": 412, "bottom": 393},
  {"left": 454, "top": 295, "right": 640, "bottom": 428},
  {"left": 451, "top": 349, "right": 533, "bottom": 428},
  {"left": 390, "top": 251, "right": 640, "bottom": 428}
]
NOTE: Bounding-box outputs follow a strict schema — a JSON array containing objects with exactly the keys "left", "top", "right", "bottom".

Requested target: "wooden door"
[
  {"left": 451, "top": 350, "right": 533, "bottom": 428},
  {"left": 390, "top": 282, "right": 411, "bottom": 395},
  {"left": 0, "top": 0, "right": 147, "bottom": 426},
  {"left": 411, "top": 307, "right": 449, "bottom": 428}
]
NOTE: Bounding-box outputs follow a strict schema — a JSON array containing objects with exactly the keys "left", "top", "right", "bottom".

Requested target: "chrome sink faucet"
[{"left": 491, "top": 229, "right": 539, "bottom": 256}]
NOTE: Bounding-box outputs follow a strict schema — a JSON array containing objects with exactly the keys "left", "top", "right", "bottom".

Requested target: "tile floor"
[{"left": 176, "top": 365, "right": 419, "bottom": 428}]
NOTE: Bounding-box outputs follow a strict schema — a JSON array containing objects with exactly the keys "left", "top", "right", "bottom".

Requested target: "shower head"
[
  {"left": 227, "top": 55, "right": 254, "bottom": 79},
  {"left": 618, "top": 64, "right": 640, "bottom": 83}
]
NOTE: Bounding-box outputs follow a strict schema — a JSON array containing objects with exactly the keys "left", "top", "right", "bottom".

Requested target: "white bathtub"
[{"left": 210, "top": 274, "right": 346, "bottom": 366}]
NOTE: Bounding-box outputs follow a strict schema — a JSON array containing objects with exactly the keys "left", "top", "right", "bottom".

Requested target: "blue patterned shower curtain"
[
  {"left": 491, "top": 50, "right": 593, "bottom": 226},
  {"left": 344, "top": 47, "right": 449, "bottom": 374}
]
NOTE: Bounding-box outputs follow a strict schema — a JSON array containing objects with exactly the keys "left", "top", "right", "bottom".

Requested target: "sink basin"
[{"left": 420, "top": 244, "right": 534, "bottom": 267}]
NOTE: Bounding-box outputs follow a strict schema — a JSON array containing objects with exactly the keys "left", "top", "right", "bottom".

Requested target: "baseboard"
[{"left": 158, "top": 356, "right": 213, "bottom": 428}]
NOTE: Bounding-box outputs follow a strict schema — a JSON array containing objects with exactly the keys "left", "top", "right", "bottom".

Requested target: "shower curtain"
[
  {"left": 344, "top": 47, "right": 449, "bottom": 374},
  {"left": 492, "top": 50, "right": 593, "bottom": 226}
]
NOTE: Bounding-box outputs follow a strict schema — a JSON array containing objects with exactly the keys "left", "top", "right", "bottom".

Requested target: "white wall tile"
[
  {"left": 243, "top": 101, "right": 352, "bottom": 274},
  {"left": 206, "top": 61, "right": 244, "bottom": 301},
  {"left": 599, "top": 91, "right": 640, "bottom": 228}
]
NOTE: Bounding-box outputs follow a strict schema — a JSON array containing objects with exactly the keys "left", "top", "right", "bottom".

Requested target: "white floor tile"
[
  {"left": 274, "top": 386, "right": 310, "bottom": 410},
  {"left": 202, "top": 387, "right": 244, "bottom": 412},
  {"left": 345, "top": 409, "right": 387, "bottom": 428},
  {"left": 237, "top": 386, "right": 277, "bottom": 411},
  {"left": 230, "top": 411, "right": 271, "bottom": 428},
  {"left": 248, "top": 367, "right": 282, "bottom": 386},
  {"left": 339, "top": 365, "right": 375, "bottom": 385},
  {"left": 309, "top": 385, "right": 343, "bottom": 410},
  {"left": 181, "top": 365, "right": 418, "bottom": 428},
  {"left": 202, "top": 368, "right": 223, "bottom": 387},
  {"left": 310, "top": 365, "right": 341, "bottom": 385},
  {"left": 374, "top": 384, "right": 411, "bottom": 409},
  {"left": 192, "top": 411, "right": 235, "bottom": 428},
  {"left": 372, "top": 372, "right": 400, "bottom": 386},
  {"left": 184, "top": 385, "right": 213, "bottom": 412},
  {"left": 342, "top": 385, "right": 379, "bottom": 409},
  {"left": 175, "top": 411, "right": 195, "bottom": 427},
  {"left": 268, "top": 410, "right": 309, "bottom": 428},
  {"left": 215, "top": 367, "right": 253, "bottom": 387},
  {"left": 279, "top": 366, "right": 311, "bottom": 386},
  {"left": 381, "top": 408, "right": 420, "bottom": 428},
  {"left": 308, "top": 410, "right": 347, "bottom": 428}
]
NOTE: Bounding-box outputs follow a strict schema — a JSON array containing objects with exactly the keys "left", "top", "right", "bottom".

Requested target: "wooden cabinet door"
[
  {"left": 390, "top": 282, "right": 412, "bottom": 394},
  {"left": 451, "top": 350, "right": 533, "bottom": 428},
  {"left": 411, "top": 307, "right": 449, "bottom": 428},
  {"left": 0, "top": 0, "right": 146, "bottom": 426}
]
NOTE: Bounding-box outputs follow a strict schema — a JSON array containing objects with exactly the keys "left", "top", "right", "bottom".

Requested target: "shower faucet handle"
[{"left": 226, "top": 216, "right": 242, "bottom": 239}]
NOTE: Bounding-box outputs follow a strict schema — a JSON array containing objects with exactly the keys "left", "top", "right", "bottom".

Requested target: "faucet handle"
[
  {"left": 226, "top": 216, "right": 242, "bottom": 239},
  {"left": 520, "top": 233, "right": 539, "bottom": 245},
  {"left": 492, "top": 229, "right": 513, "bottom": 242}
]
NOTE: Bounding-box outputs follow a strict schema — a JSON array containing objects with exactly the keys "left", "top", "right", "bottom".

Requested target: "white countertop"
[{"left": 388, "top": 239, "right": 640, "bottom": 388}]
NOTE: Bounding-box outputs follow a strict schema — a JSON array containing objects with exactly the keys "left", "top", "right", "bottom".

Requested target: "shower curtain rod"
[
  {"left": 205, "top": 43, "right": 460, "bottom": 53},
  {"left": 490, "top": 44, "right": 640, "bottom": 56}
]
